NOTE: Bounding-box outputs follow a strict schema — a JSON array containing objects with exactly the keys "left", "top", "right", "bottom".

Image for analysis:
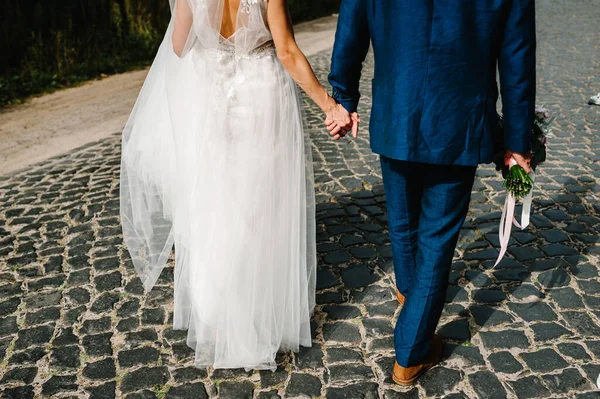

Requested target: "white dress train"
[{"left": 119, "top": 0, "right": 317, "bottom": 371}]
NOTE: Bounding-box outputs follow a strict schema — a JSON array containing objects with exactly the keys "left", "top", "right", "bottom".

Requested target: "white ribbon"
[{"left": 493, "top": 159, "right": 535, "bottom": 268}]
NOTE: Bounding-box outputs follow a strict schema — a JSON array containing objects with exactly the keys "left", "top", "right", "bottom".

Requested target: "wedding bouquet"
[
  {"left": 493, "top": 105, "right": 552, "bottom": 196},
  {"left": 491, "top": 105, "right": 553, "bottom": 267}
]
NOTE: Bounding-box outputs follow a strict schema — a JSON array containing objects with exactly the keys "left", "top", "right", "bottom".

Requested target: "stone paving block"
[
  {"left": 508, "top": 247, "right": 545, "bottom": 262},
  {"left": 118, "top": 346, "right": 160, "bottom": 368},
  {"left": 367, "top": 336, "right": 394, "bottom": 352},
  {"left": 326, "top": 347, "right": 363, "bottom": 364},
  {"left": 538, "top": 267, "right": 571, "bottom": 288},
  {"left": 323, "top": 251, "right": 350, "bottom": 265},
  {"left": 384, "top": 388, "right": 420, "bottom": 399},
  {"left": 24, "top": 290, "right": 62, "bottom": 309},
  {"left": 443, "top": 344, "right": 485, "bottom": 367},
  {"left": 165, "top": 382, "right": 209, "bottom": 399},
  {"left": 366, "top": 300, "right": 398, "bottom": 317},
  {"left": 0, "top": 297, "right": 20, "bottom": 317},
  {"left": 487, "top": 351, "right": 523, "bottom": 374},
  {"left": 256, "top": 390, "right": 281, "bottom": 399},
  {"left": 83, "top": 357, "right": 117, "bottom": 380},
  {"left": 294, "top": 346, "right": 324, "bottom": 370},
  {"left": 562, "top": 311, "right": 600, "bottom": 336},
  {"left": 473, "top": 289, "right": 507, "bottom": 304},
  {"left": 469, "top": 306, "right": 513, "bottom": 327},
  {"left": 41, "top": 375, "right": 78, "bottom": 396},
  {"left": 557, "top": 342, "right": 591, "bottom": 361},
  {"left": 120, "top": 366, "right": 170, "bottom": 393},
  {"left": 363, "top": 317, "right": 394, "bottom": 337},
  {"left": 543, "top": 209, "right": 571, "bottom": 221},
  {"left": 419, "top": 366, "right": 462, "bottom": 397},
  {"left": 532, "top": 322, "right": 573, "bottom": 342},
  {"left": 86, "top": 381, "right": 117, "bottom": 399},
  {"left": 7, "top": 347, "right": 46, "bottom": 365},
  {"left": 521, "top": 348, "right": 569, "bottom": 373},
  {"left": 2, "top": 385, "right": 35, "bottom": 399},
  {"left": 509, "top": 375, "right": 551, "bottom": 399},
  {"left": 91, "top": 292, "right": 120, "bottom": 313},
  {"left": 328, "top": 364, "right": 375, "bottom": 382},
  {"left": 526, "top": 257, "right": 568, "bottom": 272},
  {"left": 541, "top": 243, "right": 579, "bottom": 256},
  {"left": 577, "top": 279, "right": 600, "bottom": 295},
  {"left": 541, "top": 368, "right": 592, "bottom": 395},
  {"left": 507, "top": 302, "right": 558, "bottom": 322},
  {"left": 446, "top": 286, "right": 469, "bottom": 303},
  {"left": 50, "top": 345, "right": 81, "bottom": 368},
  {"left": 322, "top": 322, "right": 362, "bottom": 343},
  {"left": 438, "top": 319, "right": 471, "bottom": 342},
  {"left": 480, "top": 330, "right": 529, "bottom": 349},
  {"left": 468, "top": 371, "right": 507, "bottom": 399},
  {"left": 172, "top": 366, "right": 208, "bottom": 382},
  {"left": 550, "top": 286, "right": 585, "bottom": 309},
  {"left": 316, "top": 291, "right": 344, "bottom": 305},
  {"left": 14, "top": 324, "right": 54, "bottom": 349},
  {"left": 0, "top": 366, "right": 38, "bottom": 384},
  {"left": 466, "top": 270, "right": 493, "bottom": 287},
  {"left": 322, "top": 305, "right": 362, "bottom": 320},
  {"left": 94, "top": 270, "right": 123, "bottom": 291},
  {"left": 340, "top": 263, "right": 380, "bottom": 288},
  {"left": 218, "top": 381, "right": 254, "bottom": 399},
  {"left": 576, "top": 393, "right": 600, "bottom": 399},
  {"left": 325, "top": 382, "right": 379, "bottom": 399},
  {"left": 259, "top": 368, "right": 288, "bottom": 388}
]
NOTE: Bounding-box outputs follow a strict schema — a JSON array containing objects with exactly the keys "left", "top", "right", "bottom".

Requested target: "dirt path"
[{"left": 0, "top": 15, "right": 338, "bottom": 176}]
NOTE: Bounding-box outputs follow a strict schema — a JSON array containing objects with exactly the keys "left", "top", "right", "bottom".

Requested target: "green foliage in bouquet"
[
  {"left": 493, "top": 106, "right": 553, "bottom": 198},
  {"left": 504, "top": 166, "right": 534, "bottom": 200}
]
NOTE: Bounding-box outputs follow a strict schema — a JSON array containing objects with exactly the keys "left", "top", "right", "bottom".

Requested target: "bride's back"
[
  {"left": 185, "top": 0, "right": 272, "bottom": 53},
  {"left": 220, "top": 0, "right": 241, "bottom": 39}
]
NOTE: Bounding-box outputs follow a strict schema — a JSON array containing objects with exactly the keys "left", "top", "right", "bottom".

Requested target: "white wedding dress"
[{"left": 119, "top": 0, "right": 316, "bottom": 371}]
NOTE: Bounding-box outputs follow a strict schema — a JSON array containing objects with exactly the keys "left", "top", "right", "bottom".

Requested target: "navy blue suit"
[{"left": 329, "top": 0, "right": 536, "bottom": 367}]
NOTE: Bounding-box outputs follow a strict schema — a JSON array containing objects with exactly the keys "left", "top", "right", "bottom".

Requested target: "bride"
[{"left": 119, "top": 0, "right": 354, "bottom": 371}]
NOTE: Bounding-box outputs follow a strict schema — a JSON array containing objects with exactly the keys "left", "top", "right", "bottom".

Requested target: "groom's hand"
[
  {"left": 505, "top": 150, "right": 532, "bottom": 174},
  {"left": 325, "top": 110, "right": 361, "bottom": 140},
  {"left": 349, "top": 112, "right": 360, "bottom": 138}
]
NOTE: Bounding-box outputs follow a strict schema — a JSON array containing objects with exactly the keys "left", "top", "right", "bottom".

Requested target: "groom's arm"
[
  {"left": 328, "top": 0, "right": 371, "bottom": 113},
  {"left": 498, "top": 0, "right": 536, "bottom": 155}
]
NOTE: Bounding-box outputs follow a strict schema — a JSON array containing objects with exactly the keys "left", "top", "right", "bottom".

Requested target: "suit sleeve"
[
  {"left": 498, "top": 0, "right": 536, "bottom": 154},
  {"left": 328, "top": 0, "right": 371, "bottom": 113}
]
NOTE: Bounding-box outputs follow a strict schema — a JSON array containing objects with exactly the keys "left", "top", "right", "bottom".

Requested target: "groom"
[{"left": 328, "top": 0, "right": 536, "bottom": 385}]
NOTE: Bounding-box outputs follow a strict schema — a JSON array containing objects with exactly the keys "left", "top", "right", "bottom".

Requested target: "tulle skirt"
[{"left": 120, "top": 38, "right": 317, "bottom": 370}]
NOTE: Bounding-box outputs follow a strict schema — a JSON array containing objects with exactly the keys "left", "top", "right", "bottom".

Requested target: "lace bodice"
[{"left": 240, "top": 0, "right": 264, "bottom": 13}]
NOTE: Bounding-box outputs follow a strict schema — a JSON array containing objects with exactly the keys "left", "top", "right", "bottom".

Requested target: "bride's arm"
[
  {"left": 172, "top": 0, "right": 194, "bottom": 57},
  {"left": 267, "top": 0, "right": 351, "bottom": 132}
]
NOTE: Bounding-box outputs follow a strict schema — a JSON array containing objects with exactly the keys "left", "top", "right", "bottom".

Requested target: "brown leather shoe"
[
  {"left": 392, "top": 334, "right": 443, "bottom": 386},
  {"left": 395, "top": 288, "right": 405, "bottom": 305}
]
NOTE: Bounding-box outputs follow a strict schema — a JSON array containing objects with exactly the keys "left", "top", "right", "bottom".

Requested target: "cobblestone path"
[{"left": 1, "top": 1, "right": 600, "bottom": 398}]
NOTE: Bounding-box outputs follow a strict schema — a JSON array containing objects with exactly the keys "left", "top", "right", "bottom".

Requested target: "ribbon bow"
[{"left": 493, "top": 158, "right": 535, "bottom": 267}]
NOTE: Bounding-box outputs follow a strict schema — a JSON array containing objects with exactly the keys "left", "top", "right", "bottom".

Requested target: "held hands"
[
  {"left": 505, "top": 149, "right": 532, "bottom": 174},
  {"left": 323, "top": 99, "right": 360, "bottom": 140},
  {"left": 326, "top": 112, "right": 360, "bottom": 140}
]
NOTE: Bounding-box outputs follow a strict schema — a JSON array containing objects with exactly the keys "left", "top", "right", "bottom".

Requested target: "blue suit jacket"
[{"left": 329, "top": 0, "right": 536, "bottom": 166}]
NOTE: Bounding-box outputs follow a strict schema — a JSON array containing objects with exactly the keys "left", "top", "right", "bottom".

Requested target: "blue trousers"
[{"left": 380, "top": 155, "right": 476, "bottom": 367}]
